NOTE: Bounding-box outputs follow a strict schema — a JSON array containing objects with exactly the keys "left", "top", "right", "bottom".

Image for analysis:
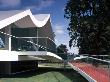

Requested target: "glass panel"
[
  {"left": 11, "top": 37, "right": 57, "bottom": 53},
  {"left": 11, "top": 28, "right": 37, "bottom": 37},
  {"left": 0, "top": 28, "right": 6, "bottom": 50}
]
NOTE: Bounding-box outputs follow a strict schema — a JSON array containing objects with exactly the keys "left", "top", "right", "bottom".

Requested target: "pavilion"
[{"left": 0, "top": 9, "right": 62, "bottom": 75}]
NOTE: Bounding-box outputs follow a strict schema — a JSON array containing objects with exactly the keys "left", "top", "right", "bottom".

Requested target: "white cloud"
[
  {"left": 0, "top": 0, "right": 21, "bottom": 8},
  {"left": 56, "top": 29, "right": 64, "bottom": 34},
  {"left": 0, "top": 0, "right": 54, "bottom": 11},
  {"left": 40, "top": 0, "right": 54, "bottom": 8},
  {"left": 54, "top": 24, "right": 64, "bottom": 34},
  {"left": 69, "top": 47, "right": 79, "bottom": 54},
  {"left": 33, "top": 0, "right": 54, "bottom": 11}
]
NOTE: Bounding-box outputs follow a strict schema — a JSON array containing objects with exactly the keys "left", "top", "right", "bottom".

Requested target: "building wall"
[
  {"left": 11, "top": 61, "right": 38, "bottom": 74},
  {"left": 0, "top": 61, "right": 11, "bottom": 75},
  {"left": 0, "top": 61, "right": 38, "bottom": 75}
]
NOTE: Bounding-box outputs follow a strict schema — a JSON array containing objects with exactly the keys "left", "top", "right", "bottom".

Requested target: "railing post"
[
  {"left": 37, "top": 27, "right": 39, "bottom": 51},
  {"left": 46, "top": 37, "right": 47, "bottom": 51},
  {"left": 8, "top": 25, "right": 11, "bottom": 51},
  {"left": 108, "top": 62, "right": 110, "bottom": 82},
  {"left": 86, "top": 57, "right": 89, "bottom": 64},
  {"left": 9, "top": 35, "right": 11, "bottom": 51}
]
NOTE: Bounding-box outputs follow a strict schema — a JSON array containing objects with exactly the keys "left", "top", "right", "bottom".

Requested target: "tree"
[
  {"left": 57, "top": 44, "right": 68, "bottom": 59},
  {"left": 64, "top": 0, "right": 110, "bottom": 55}
]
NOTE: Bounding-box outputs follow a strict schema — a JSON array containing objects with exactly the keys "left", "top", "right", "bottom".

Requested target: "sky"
[{"left": 0, "top": 0, "right": 78, "bottom": 54}]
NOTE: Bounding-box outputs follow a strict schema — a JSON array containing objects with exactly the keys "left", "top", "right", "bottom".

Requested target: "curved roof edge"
[
  {"left": 47, "top": 52, "right": 63, "bottom": 60},
  {"left": 0, "top": 9, "right": 50, "bottom": 29}
]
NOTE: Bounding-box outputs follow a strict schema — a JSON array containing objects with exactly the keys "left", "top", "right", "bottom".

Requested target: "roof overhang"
[
  {"left": 14, "top": 51, "right": 63, "bottom": 62},
  {"left": 0, "top": 50, "right": 62, "bottom": 62}
]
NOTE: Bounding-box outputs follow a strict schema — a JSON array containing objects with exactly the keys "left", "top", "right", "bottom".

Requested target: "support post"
[{"left": 37, "top": 27, "right": 39, "bottom": 51}]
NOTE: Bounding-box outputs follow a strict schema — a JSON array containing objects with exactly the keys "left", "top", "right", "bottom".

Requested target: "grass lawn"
[{"left": 0, "top": 66, "right": 88, "bottom": 82}]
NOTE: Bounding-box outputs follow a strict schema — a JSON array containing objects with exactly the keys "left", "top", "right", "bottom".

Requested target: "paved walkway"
[{"left": 70, "top": 62, "right": 110, "bottom": 82}]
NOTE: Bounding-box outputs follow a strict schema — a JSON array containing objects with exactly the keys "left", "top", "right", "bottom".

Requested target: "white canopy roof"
[{"left": 0, "top": 9, "right": 50, "bottom": 29}]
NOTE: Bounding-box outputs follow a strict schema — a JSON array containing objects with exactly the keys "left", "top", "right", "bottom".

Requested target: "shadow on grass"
[
  {"left": 0, "top": 67, "right": 88, "bottom": 82},
  {"left": 0, "top": 67, "right": 71, "bottom": 78},
  {"left": 60, "top": 69, "right": 88, "bottom": 82}
]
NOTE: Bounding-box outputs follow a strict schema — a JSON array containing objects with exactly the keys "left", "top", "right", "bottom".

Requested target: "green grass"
[
  {"left": 1, "top": 72, "right": 71, "bottom": 82},
  {"left": 0, "top": 67, "right": 88, "bottom": 82}
]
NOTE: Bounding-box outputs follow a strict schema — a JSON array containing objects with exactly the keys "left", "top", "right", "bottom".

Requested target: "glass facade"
[
  {"left": 11, "top": 27, "right": 56, "bottom": 53},
  {"left": 0, "top": 26, "right": 56, "bottom": 52},
  {"left": 0, "top": 28, "right": 5, "bottom": 49},
  {"left": 11, "top": 37, "right": 56, "bottom": 53}
]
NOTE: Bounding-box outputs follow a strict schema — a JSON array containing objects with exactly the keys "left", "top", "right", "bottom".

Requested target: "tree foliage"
[
  {"left": 57, "top": 44, "right": 68, "bottom": 59},
  {"left": 64, "top": 0, "right": 110, "bottom": 55}
]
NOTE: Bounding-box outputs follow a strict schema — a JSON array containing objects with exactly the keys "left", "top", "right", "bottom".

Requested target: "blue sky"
[{"left": 0, "top": 0, "right": 78, "bottom": 54}]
